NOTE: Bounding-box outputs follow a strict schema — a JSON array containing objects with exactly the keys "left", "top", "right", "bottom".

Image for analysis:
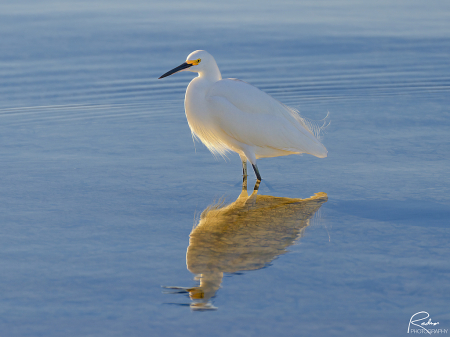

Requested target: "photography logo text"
[{"left": 408, "top": 311, "right": 448, "bottom": 334}]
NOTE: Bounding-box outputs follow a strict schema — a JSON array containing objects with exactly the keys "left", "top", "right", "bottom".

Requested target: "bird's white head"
[{"left": 159, "top": 50, "right": 221, "bottom": 81}]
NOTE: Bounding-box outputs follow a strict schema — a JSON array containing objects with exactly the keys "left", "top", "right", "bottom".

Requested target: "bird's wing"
[{"left": 206, "top": 79, "right": 327, "bottom": 157}]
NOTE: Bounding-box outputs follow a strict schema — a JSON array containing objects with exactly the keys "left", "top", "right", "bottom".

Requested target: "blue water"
[{"left": 0, "top": 1, "right": 449, "bottom": 336}]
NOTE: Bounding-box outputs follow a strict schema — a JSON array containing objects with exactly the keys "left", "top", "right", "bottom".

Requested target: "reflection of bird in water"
[
  {"left": 164, "top": 187, "right": 327, "bottom": 310},
  {"left": 159, "top": 50, "right": 327, "bottom": 181}
]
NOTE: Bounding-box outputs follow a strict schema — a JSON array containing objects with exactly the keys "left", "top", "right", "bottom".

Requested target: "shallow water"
[{"left": 0, "top": 1, "right": 449, "bottom": 336}]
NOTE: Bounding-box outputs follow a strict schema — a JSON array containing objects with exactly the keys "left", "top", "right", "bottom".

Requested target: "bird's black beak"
[{"left": 158, "top": 62, "right": 193, "bottom": 79}]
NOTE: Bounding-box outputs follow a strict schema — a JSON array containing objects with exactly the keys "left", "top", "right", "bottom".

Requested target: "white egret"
[{"left": 159, "top": 50, "right": 327, "bottom": 181}]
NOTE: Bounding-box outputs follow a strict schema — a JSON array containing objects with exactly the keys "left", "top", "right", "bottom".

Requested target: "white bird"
[{"left": 159, "top": 50, "right": 327, "bottom": 181}]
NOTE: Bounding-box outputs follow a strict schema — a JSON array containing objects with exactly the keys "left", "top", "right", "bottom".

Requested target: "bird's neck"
[{"left": 198, "top": 63, "right": 222, "bottom": 82}]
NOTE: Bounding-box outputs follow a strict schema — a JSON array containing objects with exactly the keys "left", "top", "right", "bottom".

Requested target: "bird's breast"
[
  {"left": 185, "top": 79, "right": 211, "bottom": 127},
  {"left": 184, "top": 78, "right": 232, "bottom": 155}
]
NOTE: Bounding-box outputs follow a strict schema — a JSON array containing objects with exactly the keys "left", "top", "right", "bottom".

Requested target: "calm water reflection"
[{"left": 165, "top": 183, "right": 327, "bottom": 310}]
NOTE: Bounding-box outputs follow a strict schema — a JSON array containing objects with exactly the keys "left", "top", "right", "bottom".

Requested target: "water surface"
[{"left": 0, "top": 1, "right": 449, "bottom": 336}]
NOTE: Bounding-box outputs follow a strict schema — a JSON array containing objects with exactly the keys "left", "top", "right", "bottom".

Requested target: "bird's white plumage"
[
  {"left": 207, "top": 78, "right": 327, "bottom": 158},
  {"left": 159, "top": 50, "right": 327, "bottom": 180}
]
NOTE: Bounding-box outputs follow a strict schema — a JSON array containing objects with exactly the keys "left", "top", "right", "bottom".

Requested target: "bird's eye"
[{"left": 197, "top": 59, "right": 201, "bottom": 63}]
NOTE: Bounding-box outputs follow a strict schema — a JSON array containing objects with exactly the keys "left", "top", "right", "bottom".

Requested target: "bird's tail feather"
[{"left": 284, "top": 105, "right": 330, "bottom": 141}]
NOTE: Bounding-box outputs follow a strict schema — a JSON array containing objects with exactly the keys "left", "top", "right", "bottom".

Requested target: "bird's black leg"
[
  {"left": 241, "top": 158, "right": 248, "bottom": 191},
  {"left": 242, "top": 159, "right": 248, "bottom": 179},
  {"left": 252, "top": 164, "right": 262, "bottom": 181}
]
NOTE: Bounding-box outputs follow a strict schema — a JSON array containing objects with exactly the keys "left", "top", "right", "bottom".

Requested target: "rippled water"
[{"left": 1, "top": 1, "right": 449, "bottom": 336}]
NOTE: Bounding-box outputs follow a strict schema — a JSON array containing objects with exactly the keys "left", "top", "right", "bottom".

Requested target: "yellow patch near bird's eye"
[{"left": 187, "top": 58, "right": 201, "bottom": 66}]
